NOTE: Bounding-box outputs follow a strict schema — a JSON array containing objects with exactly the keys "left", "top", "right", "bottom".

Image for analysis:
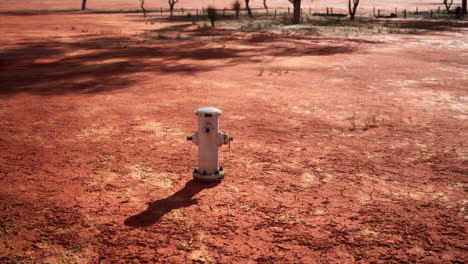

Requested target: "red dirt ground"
[{"left": 0, "top": 2, "right": 467, "bottom": 264}]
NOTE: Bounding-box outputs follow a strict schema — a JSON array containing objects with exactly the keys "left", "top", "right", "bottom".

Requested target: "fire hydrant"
[{"left": 187, "top": 107, "right": 233, "bottom": 181}]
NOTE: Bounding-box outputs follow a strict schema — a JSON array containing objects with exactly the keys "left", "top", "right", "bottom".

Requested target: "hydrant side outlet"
[{"left": 188, "top": 107, "right": 232, "bottom": 181}]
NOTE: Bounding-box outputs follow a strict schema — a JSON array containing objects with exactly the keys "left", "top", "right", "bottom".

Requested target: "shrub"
[
  {"left": 207, "top": 6, "right": 218, "bottom": 27},
  {"left": 232, "top": 0, "right": 241, "bottom": 18}
]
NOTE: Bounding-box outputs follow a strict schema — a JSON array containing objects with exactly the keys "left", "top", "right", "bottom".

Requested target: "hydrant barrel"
[{"left": 188, "top": 107, "right": 231, "bottom": 181}]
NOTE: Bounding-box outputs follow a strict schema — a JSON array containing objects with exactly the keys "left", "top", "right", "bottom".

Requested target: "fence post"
[
  {"left": 160, "top": 7, "right": 163, "bottom": 15},
  {"left": 430, "top": 9, "right": 433, "bottom": 18},
  {"left": 373, "top": 7, "right": 375, "bottom": 16},
  {"left": 378, "top": 9, "right": 380, "bottom": 17},
  {"left": 416, "top": 7, "right": 418, "bottom": 14},
  {"left": 331, "top": 7, "right": 333, "bottom": 14},
  {"left": 326, "top": 7, "right": 329, "bottom": 15},
  {"left": 288, "top": 7, "right": 290, "bottom": 14},
  {"left": 274, "top": 9, "right": 277, "bottom": 18},
  {"left": 404, "top": 9, "right": 406, "bottom": 18}
]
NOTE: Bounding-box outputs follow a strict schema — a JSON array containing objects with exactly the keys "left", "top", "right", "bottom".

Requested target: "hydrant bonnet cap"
[{"left": 195, "top": 107, "right": 222, "bottom": 116}]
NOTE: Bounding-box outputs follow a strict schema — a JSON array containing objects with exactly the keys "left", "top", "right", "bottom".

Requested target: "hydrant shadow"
[{"left": 124, "top": 179, "right": 220, "bottom": 228}]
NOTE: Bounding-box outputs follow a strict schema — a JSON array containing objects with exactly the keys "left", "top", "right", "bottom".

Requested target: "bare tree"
[
  {"left": 81, "top": 0, "right": 87, "bottom": 10},
  {"left": 263, "top": 0, "right": 269, "bottom": 15},
  {"left": 444, "top": 0, "right": 453, "bottom": 13},
  {"left": 245, "top": 0, "right": 252, "bottom": 16},
  {"left": 168, "top": 0, "right": 179, "bottom": 17},
  {"left": 288, "top": 0, "right": 301, "bottom": 24},
  {"left": 348, "top": 0, "right": 360, "bottom": 20},
  {"left": 140, "top": 0, "right": 147, "bottom": 18}
]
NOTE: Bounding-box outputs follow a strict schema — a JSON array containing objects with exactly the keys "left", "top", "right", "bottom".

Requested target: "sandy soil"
[{"left": 0, "top": 4, "right": 467, "bottom": 264}]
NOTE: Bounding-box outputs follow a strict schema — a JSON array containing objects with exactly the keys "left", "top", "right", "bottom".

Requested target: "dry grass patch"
[
  {"left": 361, "top": 227, "right": 379, "bottom": 237},
  {"left": 76, "top": 127, "right": 111, "bottom": 141},
  {"left": 275, "top": 212, "right": 302, "bottom": 225},
  {"left": 134, "top": 121, "right": 184, "bottom": 141},
  {"left": 190, "top": 232, "right": 213, "bottom": 263},
  {"left": 128, "top": 164, "right": 175, "bottom": 188},
  {"left": 10, "top": 133, "right": 47, "bottom": 146},
  {"left": 301, "top": 171, "right": 319, "bottom": 187},
  {"left": 356, "top": 190, "right": 373, "bottom": 205}
]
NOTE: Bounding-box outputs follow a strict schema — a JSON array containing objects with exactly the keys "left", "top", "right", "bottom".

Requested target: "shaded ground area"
[{"left": 1, "top": 10, "right": 467, "bottom": 264}]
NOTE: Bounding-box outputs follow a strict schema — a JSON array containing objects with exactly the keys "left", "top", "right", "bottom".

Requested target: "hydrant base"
[{"left": 193, "top": 168, "right": 224, "bottom": 182}]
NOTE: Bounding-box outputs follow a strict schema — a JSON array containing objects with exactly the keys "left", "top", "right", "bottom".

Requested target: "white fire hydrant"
[{"left": 187, "top": 107, "right": 233, "bottom": 181}]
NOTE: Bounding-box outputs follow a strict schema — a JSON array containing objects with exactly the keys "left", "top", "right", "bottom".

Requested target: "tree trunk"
[
  {"left": 348, "top": 0, "right": 353, "bottom": 19},
  {"left": 170, "top": 4, "right": 174, "bottom": 17},
  {"left": 292, "top": 0, "right": 301, "bottom": 24},
  {"left": 444, "top": 0, "right": 453, "bottom": 13},
  {"left": 348, "top": 0, "right": 359, "bottom": 20},
  {"left": 463, "top": 0, "right": 467, "bottom": 15},
  {"left": 264, "top": 0, "right": 269, "bottom": 15},
  {"left": 141, "top": 0, "right": 146, "bottom": 18},
  {"left": 245, "top": 0, "right": 252, "bottom": 16},
  {"left": 81, "top": 0, "right": 87, "bottom": 10}
]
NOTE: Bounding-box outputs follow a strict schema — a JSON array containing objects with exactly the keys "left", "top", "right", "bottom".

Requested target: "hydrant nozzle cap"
[{"left": 195, "top": 107, "right": 222, "bottom": 116}]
